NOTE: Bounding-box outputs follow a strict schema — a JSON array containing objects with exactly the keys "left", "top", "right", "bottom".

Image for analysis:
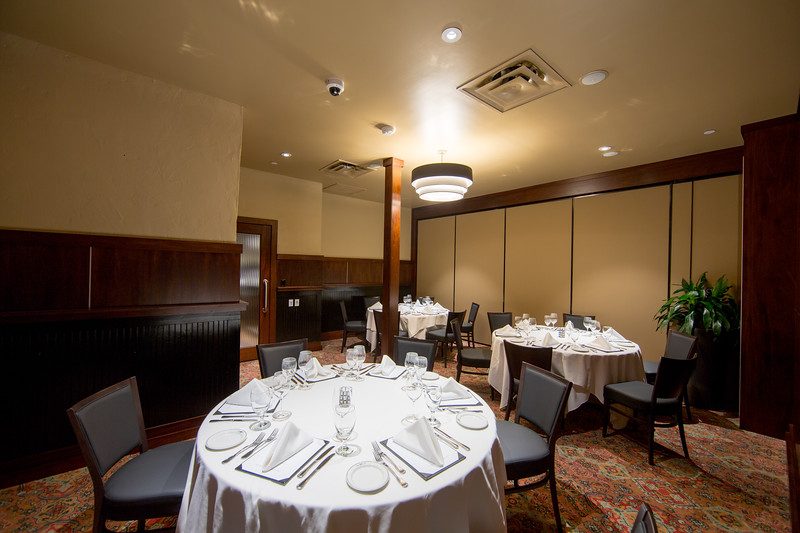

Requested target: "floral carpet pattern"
[{"left": 1, "top": 339, "right": 790, "bottom": 532}]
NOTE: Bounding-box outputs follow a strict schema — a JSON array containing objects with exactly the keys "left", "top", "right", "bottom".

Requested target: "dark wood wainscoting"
[
  {"left": 0, "top": 229, "right": 244, "bottom": 487},
  {"left": 277, "top": 289, "right": 322, "bottom": 344}
]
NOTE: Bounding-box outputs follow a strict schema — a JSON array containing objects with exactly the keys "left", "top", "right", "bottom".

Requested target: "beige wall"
[
  {"left": 692, "top": 175, "right": 741, "bottom": 291},
  {"left": 670, "top": 182, "right": 693, "bottom": 289},
  {"left": 417, "top": 217, "right": 455, "bottom": 309},
  {"left": 0, "top": 31, "right": 243, "bottom": 242},
  {"left": 454, "top": 210, "right": 505, "bottom": 345},
  {"left": 238, "top": 167, "right": 323, "bottom": 255}
]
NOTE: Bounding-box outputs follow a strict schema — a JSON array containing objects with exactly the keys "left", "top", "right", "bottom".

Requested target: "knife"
[
  {"left": 297, "top": 445, "right": 334, "bottom": 479},
  {"left": 359, "top": 364, "right": 376, "bottom": 375},
  {"left": 434, "top": 427, "right": 471, "bottom": 451},
  {"left": 296, "top": 450, "right": 335, "bottom": 489},
  {"left": 210, "top": 418, "right": 261, "bottom": 423},
  {"left": 374, "top": 442, "right": 405, "bottom": 474},
  {"left": 435, "top": 434, "right": 459, "bottom": 450},
  {"left": 371, "top": 442, "right": 407, "bottom": 488}
]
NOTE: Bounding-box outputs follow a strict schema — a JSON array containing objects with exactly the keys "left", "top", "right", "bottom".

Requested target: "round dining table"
[
  {"left": 487, "top": 327, "right": 645, "bottom": 412},
  {"left": 365, "top": 303, "right": 449, "bottom": 349},
  {"left": 177, "top": 366, "right": 506, "bottom": 532}
]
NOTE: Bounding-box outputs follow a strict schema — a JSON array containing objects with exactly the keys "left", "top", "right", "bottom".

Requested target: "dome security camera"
[{"left": 326, "top": 78, "right": 344, "bottom": 96}]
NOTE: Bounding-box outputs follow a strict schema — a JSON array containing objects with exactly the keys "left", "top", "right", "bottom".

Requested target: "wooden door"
[{"left": 236, "top": 217, "right": 278, "bottom": 361}]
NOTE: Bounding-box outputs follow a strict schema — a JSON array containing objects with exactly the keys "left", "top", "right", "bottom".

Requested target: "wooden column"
[{"left": 381, "top": 157, "right": 404, "bottom": 358}]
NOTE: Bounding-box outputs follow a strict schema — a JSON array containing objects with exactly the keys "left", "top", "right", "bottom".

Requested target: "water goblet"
[
  {"left": 415, "top": 356, "right": 428, "bottom": 381},
  {"left": 402, "top": 352, "right": 418, "bottom": 391},
  {"left": 271, "top": 371, "right": 292, "bottom": 421},
  {"left": 582, "top": 316, "right": 592, "bottom": 331},
  {"left": 332, "top": 386, "right": 360, "bottom": 456},
  {"left": 282, "top": 357, "right": 297, "bottom": 390},
  {"left": 249, "top": 386, "right": 272, "bottom": 431},
  {"left": 345, "top": 348, "right": 357, "bottom": 381},
  {"left": 424, "top": 385, "right": 442, "bottom": 427},
  {"left": 401, "top": 381, "right": 423, "bottom": 425},
  {"left": 353, "top": 347, "right": 366, "bottom": 382}
]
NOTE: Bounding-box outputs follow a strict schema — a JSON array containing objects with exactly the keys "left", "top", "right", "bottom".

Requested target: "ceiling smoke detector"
[
  {"left": 376, "top": 123, "right": 396, "bottom": 136},
  {"left": 580, "top": 70, "right": 608, "bottom": 86}
]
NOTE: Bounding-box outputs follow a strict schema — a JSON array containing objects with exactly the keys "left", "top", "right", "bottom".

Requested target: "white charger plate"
[
  {"left": 346, "top": 461, "right": 390, "bottom": 493},
  {"left": 421, "top": 371, "right": 440, "bottom": 381},
  {"left": 457, "top": 412, "right": 489, "bottom": 430},
  {"left": 205, "top": 429, "right": 247, "bottom": 451}
]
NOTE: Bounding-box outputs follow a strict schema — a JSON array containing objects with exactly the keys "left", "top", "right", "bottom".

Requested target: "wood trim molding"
[{"left": 0, "top": 301, "right": 247, "bottom": 323}]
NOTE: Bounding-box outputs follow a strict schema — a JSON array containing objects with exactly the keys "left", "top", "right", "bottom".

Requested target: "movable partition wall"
[{"left": 415, "top": 174, "right": 741, "bottom": 360}]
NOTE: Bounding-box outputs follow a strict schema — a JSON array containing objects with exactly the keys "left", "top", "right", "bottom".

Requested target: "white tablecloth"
[
  {"left": 178, "top": 368, "right": 506, "bottom": 532},
  {"left": 365, "top": 307, "right": 449, "bottom": 350},
  {"left": 487, "top": 328, "right": 645, "bottom": 412}
]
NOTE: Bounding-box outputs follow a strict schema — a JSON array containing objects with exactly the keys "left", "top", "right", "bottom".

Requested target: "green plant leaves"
[{"left": 654, "top": 271, "right": 738, "bottom": 340}]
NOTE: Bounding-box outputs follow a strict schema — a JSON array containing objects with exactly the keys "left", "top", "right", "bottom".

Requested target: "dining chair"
[
  {"left": 603, "top": 354, "right": 697, "bottom": 465},
  {"left": 461, "top": 302, "right": 480, "bottom": 347},
  {"left": 630, "top": 502, "right": 658, "bottom": 533},
  {"left": 787, "top": 424, "right": 800, "bottom": 533},
  {"left": 562, "top": 313, "right": 595, "bottom": 330},
  {"left": 425, "top": 310, "right": 465, "bottom": 367},
  {"left": 643, "top": 331, "right": 698, "bottom": 420},
  {"left": 66, "top": 377, "right": 195, "bottom": 533},
  {"left": 502, "top": 341, "right": 553, "bottom": 420},
  {"left": 393, "top": 336, "right": 437, "bottom": 371},
  {"left": 496, "top": 362, "right": 572, "bottom": 533},
  {"left": 487, "top": 312, "right": 513, "bottom": 332},
  {"left": 451, "top": 319, "right": 494, "bottom": 400},
  {"left": 363, "top": 295, "right": 380, "bottom": 310},
  {"left": 257, "top": 338, "right": 307, "bottom": 378},
  {"left": 339, "top": 300, "right": 367, "bottom": 352},
  {"left": 372, "top": 309, "right": 407, "bottom": 361}
]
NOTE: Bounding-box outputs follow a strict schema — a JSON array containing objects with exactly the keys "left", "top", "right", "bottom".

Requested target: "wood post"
[{"left": 381, "top": 157, "right": 404, "bottom": 358}]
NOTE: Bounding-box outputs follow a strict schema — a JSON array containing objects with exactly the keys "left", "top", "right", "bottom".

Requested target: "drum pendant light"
[{"left": 411, "top": 151, "right": 473, "bottom": 202}]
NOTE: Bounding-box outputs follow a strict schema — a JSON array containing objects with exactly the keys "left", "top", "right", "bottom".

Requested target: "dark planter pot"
[{"left": 687, "top": 328, "right": 740, "bottom": 412}]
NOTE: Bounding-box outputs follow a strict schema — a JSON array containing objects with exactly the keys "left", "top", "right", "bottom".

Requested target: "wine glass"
[
  {"left": 514, "top": 315, "right": 522, "bottom": 329},
  {"left": 345, "top": 348, "right": 357, "bottom": 381},
  {"left": 332, "top": 386, "right": 360, "bottom": 456},
  {"left": 415, "top": 356, "right": 428, "bottom": 381},
  {"left": 424, "top": 385, "right": 442, "bottom": 427},
  {"left": 282, "top": 357, "right": 297, "bottom": 390},
  {"left": 402, "top": 381, "right": 423, "bottom": 425},
  {"left": 353, "top": 346, "right": 366, "bottom": 382},
  {"left": 402, "top": 352, "right": 418, "bottom": 390},
  {"left": 249, "top": 386, "right": 272, "bottom": 431},
  {"left": 271, "top": 371, "right": 292, "bottom": 421},
  {"left": 582, "top": 316, "right": 592, "bottom": 331},
  {"left": 592, "top": 320, "right": 601, "bottom": 336}
]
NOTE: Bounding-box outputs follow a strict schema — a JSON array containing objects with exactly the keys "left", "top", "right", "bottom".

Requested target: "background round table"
[
  {"left": 178, "top": 368, "right": 506, "bottom": 532},
  {"left": 365, "top": 306, "right": 449, "bottom": 349}
]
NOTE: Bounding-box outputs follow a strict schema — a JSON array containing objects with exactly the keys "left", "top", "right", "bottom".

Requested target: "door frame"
[{"left": 237, "top": 216, "right": 278, "bottom": 361}]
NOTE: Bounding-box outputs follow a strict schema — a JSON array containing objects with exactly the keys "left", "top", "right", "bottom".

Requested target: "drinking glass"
[
  {"left": 402, "top": 352, "right": 418, "bottom": 391},
  {"left": 582, "top": 316, "right": 592, "bottom": 331},
  {"left": 415, "top": 356, "right": 428, "bottom": 381},
  {"left": 353, "top": 346, "right": 366, "bottom": 382},
  {"left": 332, "top": 386, "right": 360, "bottom": 456},
  {"left": 424, "top": 385, "right": 442, "bottom": 427},
  {"left": 592, "top": 320, "right": 602, "bottom": 335},
  {"left": 282, "top": 357, "right": 297, "bottom": 390},
  {"left": 402, "top": 381, "right": 423, "bottom": 425},
  {"left": 249, "top": 386, "right": 272, "bottom": 431},
  {"left": 345, "top": 348, "right": 357, "bottom": 381},
  {"left": 514, "top": 315, "right": 522, "bottom": 329},
  {"left": 271, "top": 371, "right": 292, "bottom": 421}
]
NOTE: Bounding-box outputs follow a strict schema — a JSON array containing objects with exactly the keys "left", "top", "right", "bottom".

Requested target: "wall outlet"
[
  {"left": 288, "top": 300, "right": 294, "bottom": 308},
  {"left": 294, "top": 298, "right": 300, "bottom": 307}
]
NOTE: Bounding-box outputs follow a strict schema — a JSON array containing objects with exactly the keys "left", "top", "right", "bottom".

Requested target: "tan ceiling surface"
[{"left": 2, "top": 1, "right": 799, "bottom": 206}]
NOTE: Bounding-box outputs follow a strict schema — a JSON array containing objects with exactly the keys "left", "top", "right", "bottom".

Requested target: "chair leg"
[
  {"left": 455, "top": 362, "right": 461, "bottom": 382},
  {"left": 549, "top": 465, "right": 564, "bottom": 533},
  {"left": 648, "top": 413, "right": 656, "bottom": 465},
  {"left": 504, "top": 384, "right": 514, "bottom": 421},
  {"left": 490, "top": 387, "right": 495, "bottom": 401},
  {"left": 341, "top": 330, "right": 347, "bottom": 352},
  {"left": 677, "top": 408, "right": 690, "bottom": 460},
  {"left": 443, "top": 342, "right": 448, "bottom": 368},
  {"left": 683, "top": 386, "right": 693, "bottom": 422},
  {"left": 602, "top": 401, "right": 610, "bottom": 437},
  {"left": 137, "top": 519, "right": 146, "bottom": 532}
]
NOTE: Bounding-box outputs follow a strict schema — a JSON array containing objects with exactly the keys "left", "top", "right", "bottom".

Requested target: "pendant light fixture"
[{"left": 411, "top": 151, "right": 473, "bottom": 202}]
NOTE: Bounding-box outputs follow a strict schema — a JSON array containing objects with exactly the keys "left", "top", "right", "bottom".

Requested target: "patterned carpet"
[{"left": 0, "top": 339, "right": 790, "bottom": 532}]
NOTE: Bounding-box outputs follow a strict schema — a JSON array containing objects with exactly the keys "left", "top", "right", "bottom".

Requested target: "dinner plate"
[
  {"left": 346, "top": 461, "right": 389, "bottom": 493},
  {"left": 456, "top": 412, "right": 489, "bottom": 430},
  {"left": 205, "top": 429, "right": 247, "bottom": 451},
  {"left": 421, "top": 371, "right": 440, "bottom": 381}
]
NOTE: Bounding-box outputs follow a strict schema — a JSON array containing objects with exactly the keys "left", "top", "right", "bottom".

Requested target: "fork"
[
  {"left": 222, "top": 431, "right": 265, "bottom": 464},
  {"left": 371, "top": 441, "right": 407, "bottom": 487},
  {"left": 240, "top": 427, "right": 279, "bottom": 459}
]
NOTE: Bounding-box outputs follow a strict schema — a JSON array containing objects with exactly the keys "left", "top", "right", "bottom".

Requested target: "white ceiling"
[{"left": 2, "top": 0, "right": 799, "bottom": 206}]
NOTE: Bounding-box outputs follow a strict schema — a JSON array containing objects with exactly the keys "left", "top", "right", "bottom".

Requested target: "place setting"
[
  {"left": 379, "top": 417, "right": 466, "bottom": 481},
  {"left": 366, "top": 355, "right": 406, "bottom": 380}
]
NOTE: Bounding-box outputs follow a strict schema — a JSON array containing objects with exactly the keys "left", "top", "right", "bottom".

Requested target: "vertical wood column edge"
[{"left": 382, "top": 157, "right": 404, "bottom": 358}]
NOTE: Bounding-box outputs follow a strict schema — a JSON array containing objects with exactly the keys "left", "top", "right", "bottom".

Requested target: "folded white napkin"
[
  {"left": 495, "top": 324, "right": 519, "bottom": 337},
  {"left": 227, "top": 378, "right": 270, "bottom": 406},
  {"left": 377, "top": 354, "right": 397, "bottom": 376},
  {"left": 587, "top": 336, "right": 614, "bottom": 351},
  {"left": 604, "top": 327, "right": 625, "bottom": 341},
  {"left": 369, "top": 301, "right": 383, "bottom": 311},
  {"left": 431, "top": 302, "right": 446, "bottom": 311},
  {"left": 262, "top": 421, "right": 314, "bottom": 472},
  {"left": 440, "top": 377, "right": 472, "bottom": 401},
  {"left": 539, "top": 332, "right": 559, "bottom": 347},
  {"left": 393, "top": 417, "right": 443, "bottom": 466},
  {"left": 304, "top": 357, "right": 332, "bottom": 378}
]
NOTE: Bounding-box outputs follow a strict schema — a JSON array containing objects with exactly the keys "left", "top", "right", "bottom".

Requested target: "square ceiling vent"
[
  {"left": 458, "top": 49, "right": 570, "bottom": 112},
  {"left": 323, "top": 183, "right": 367, "bottom": 196},
  {"left": 319, "top": 159, "right": 375, "bottom": 179}
]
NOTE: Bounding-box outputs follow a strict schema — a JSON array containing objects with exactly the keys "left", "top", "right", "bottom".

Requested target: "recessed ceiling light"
[
  {"left": 441, "top": 26, "right": 462, "bottom": 43},
  {"left": 602, "top": 150, "right": 619, "bottom": 157},
  {"left": 598, "top": 146, "right": 612, "bottom": 152},
  {"left": 703, "top": 129, "right": 717, "bottom": 135},
  {"left": 580, "top": 70, "right": 608, "bottom": 86},
  {"left": 280, "top": 151, "right": 292, "bottom": 158},
  {"left": 270, "top": 161, "right": 278, "bottom": 165}
]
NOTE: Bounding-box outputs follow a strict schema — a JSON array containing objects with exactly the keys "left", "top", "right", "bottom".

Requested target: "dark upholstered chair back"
[
  {"left": 563, "top": 313, "right": 595, "bottom": 330},
  {"left": 257, "top": 338, "right": 307, "bottom": 378},
  {"left": 339, "top": 300, "right": 351, "bottom": 324},
  {"left": 67, "top": 377, "right": 147, "bottom": 477},
  {"left": 504, "top": 341, "right": 552, "bottom": 383},
  {"left": 466, "top": 302, "right": 480, "bottom": 325},
  {"left": 630, "top": 503, "right": 658, "bottom": 533},
  {"left": 373, "top": 309, "right": 384, "bottom": 336},
  {"left": 393, "top": 336, "right": 436, "bottom": 370},
  {"left": 665, "top": 331, "right": 697, "bottom": 359},
  {"left": 516, "top": 363, "right": 572, "bottom": 448},
  {"left": 652, "top": 355, "right": 697, "bottom": 401},
  {"left": 487, "top": 312, "right": 513, "bottom": 332},
  {"left": 364, "top": 296, "right": 380, "bottom": 310},
  {"left": 445, "top": 310, "right": 465, "bottom": 335},
  {"left": 450, "top": 319, "right": 466, "bottom": 352}
]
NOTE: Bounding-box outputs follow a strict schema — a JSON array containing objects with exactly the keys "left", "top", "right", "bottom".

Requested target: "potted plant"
[{"left": 655, "top": 272, "right": 739, "bottom": 411}]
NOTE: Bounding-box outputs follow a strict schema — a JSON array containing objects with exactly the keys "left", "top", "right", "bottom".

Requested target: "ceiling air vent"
[
  {"left": 458, "top": 49, "right": 570, "bottom": 113},
  {"left": 323, "top": 183, "right": 367, "bottom": 196},
  {"left": 319, "top": 159, "right": 375, "bottom": 179}
]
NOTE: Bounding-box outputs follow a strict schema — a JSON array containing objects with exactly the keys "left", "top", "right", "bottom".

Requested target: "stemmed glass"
[
  {"left": 249, "top": 386, "right": 272, "bottom": 431},
  {"left": 424, "top": 385, "right": 442, "bottom": 427},
  {"left": 544, "top": 313, "right": 556, "bottom": 329},
  {"left": 582, "top": 316, "right": 592, "bottom": 332},
  {"left": 402, "top": 352, "right": 418, "bottom": 391},
  {"left": 271, "top": 371, "right": 292, "bottom": 421},
  {"left": 282, "top": 357, "right": 297, "bottom": 390},
  {"left": 415, "top": 356, "right": 428, "bottom": 380},
  {"left": 345, "top": 348, "right": 358, "bottom": 381},
  {"left": 353, "top": 346, "right": 366, "bottom": 382},
  {"left": 332, "top": 385, "right": 360, "bottom": 456},
  {"left": 514, "top": 316, "right": 522, "bottom": 330},
  {"left": 402, "top": 381, "right": 423, "bottom": 425}
]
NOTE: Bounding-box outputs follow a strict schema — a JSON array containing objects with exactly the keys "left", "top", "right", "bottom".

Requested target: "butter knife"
[
  {"left": 434, "top": 427, "right": 471, "bottom": 451},
  {"left": 296, "top": 451, "right": 334, "bottom": 489},
  {"left": 297, "top": 445, "right": 334, "bottom": 479}
]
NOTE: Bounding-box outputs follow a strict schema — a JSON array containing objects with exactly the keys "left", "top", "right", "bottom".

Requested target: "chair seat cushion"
[
  {"left": 105, "top": 439, "right": 195, "bottom": 509},
  {"left": 345, "top": 320, "right": 366, "bottom": 332},
  {"left": 642, "top": 360, "right": 659, "bottom": 375},
  {"left": 462, "top": 321, "right": 474, "bottom": 331},
  {"left": 496, "top": 420, "right": 550, "bottom": 478},
  {"left": 460, "top": 348, "right": 492, "bottom": 368},
  {"left": 604, "top": 381, "right": 680, "bottom": 413},
  {"left": 425, "top": 327, "right": 448, "bottom": 341}
]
